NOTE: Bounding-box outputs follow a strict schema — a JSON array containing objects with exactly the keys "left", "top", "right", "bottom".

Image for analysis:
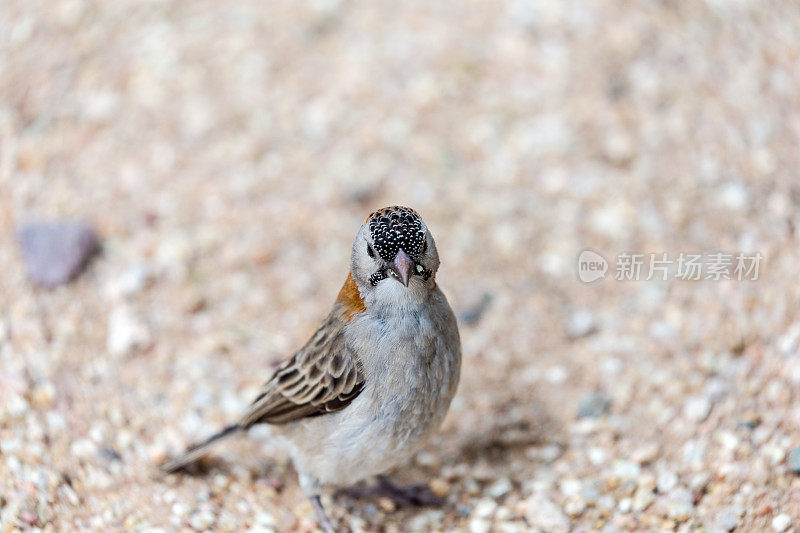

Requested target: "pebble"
[
  {"left": 772, "top": 513, "right": 791, "bottom": 532},
  {"left": 107, "top": 263, "right": 150, "bottom": 297},
  {"left": 473, "top": 498, "right": 498, "bottom": 518},
  {"left": 527, "top": 444, "right": 562, "bottom": 463},
  {"left": 712, "top": 508, "right": 739, "bottom": 532},
  {"left": 459, "top": 293, "right": 493, "bottom": 326},
  {"left": 17, "top": 221, "right": 99, "bottom": 286},
  {"left": 578, "top": 393, "right": 612, "bottom": 419},
  {"left": 684, "top": 396, "right": 712, "bottom": 422},
  {"left": 377, "top": 497, "right": 396, "bottom": 512},
  {"left": 469, "top": 518, "right": 491, "bottom": 533},
  {"left": 2, "top": 393, "right": 30, "bottom": 420},
  {"left": 787, "top": 447, "right": 800, "bottom": 474},
  {"left": 566, "top": 309, "right": 598, "bottom": 339},
  {"left": 254, "top": 510, "right": 275, "bottom": 528},
  {"left": 429, "top": 478, "right": 450, "bottom": 498},
  {"left": 486, "top": 477, "right": 513, "bottom": 499},
  {"left": 612, "top": 460, "right": 641, "bottom": 480},
  {"left": 519, "top": 494, "right": 569, "bottom": 533},
  {"left": 31, "top": 381, "right": 56, "bottom": 408},
  {"left": 632, "top": 443, "right": 659, "bottom": 464},
  {"left": 665, "top": 489, "right": 695, "bottom": 521},
  {"left": 107, "top": 305, "right": 152, "bottom": 355},
  {"left": 588, "top": 447, "right": 607, "bottom": 465},
  {"left": 656, "top": 470, "right": 678, "bottom": 493},
  {"left": 189, "top": 510, "right": 216, "bottom": 530}
]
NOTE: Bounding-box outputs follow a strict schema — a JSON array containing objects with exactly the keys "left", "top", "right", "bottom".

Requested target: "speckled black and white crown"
[{"left": 366, "top": 206, "right": 426, "bottom": 262}]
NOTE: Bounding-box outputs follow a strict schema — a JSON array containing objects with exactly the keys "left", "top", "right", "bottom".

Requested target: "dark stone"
[
  {"left": 577, "top": 393, "right": 612, "bottom": 419},
  {"left": 788, "top": 447, "right": 800, "bottom": 474},
  {"left": 459, "top": 293, "right": 493, "bottom": 326},
  {"left": 18, "top": 221, "right": 99, "bottom": 287}
]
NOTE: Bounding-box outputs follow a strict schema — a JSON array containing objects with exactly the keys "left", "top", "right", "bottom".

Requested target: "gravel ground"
[{"left": 3, "top": 1, "right": 800, "bottom": 531}]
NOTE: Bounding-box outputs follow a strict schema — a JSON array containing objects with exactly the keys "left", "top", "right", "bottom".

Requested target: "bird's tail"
[{"left": 160, "top": 424, "right": 241, "bottom": 473}]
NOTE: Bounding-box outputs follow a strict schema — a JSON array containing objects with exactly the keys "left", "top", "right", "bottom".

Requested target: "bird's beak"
[{"left": 388, "top": 249, "right": 413, "bottom": 287}]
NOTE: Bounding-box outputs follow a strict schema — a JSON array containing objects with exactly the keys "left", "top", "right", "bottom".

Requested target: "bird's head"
[{"left": 350, "top": 206, "right": 440, "bottom": 306}]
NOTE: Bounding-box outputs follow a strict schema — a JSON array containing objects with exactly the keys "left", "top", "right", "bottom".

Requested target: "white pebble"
[
  {"left": 473, "top": 498, "right": 498, "bottom": 518},
  {"left": 684, "top": 396, "right": 712, "bottom": 422},
  {"left": 657, "top": 470, "right": 678, "bottom": 493},
  {"left": 189, "top": 510, "right": 216, "bottom": 530},
  {"left": 486, "top": 477, "right": 513, "bottom": 499},
  {"left": 587, "top": 447, "right": 607, "bottom": 465},
  {"left": 772, "top": 513, "right": 791, "bottom": 532},
  {"left": 520, "top": 494, "right": 569, "bottom": 533},
  {"left": 254, "top": 510, "right": 276, "bottom": 528},
  {"left": 469, "top": 518, "right": 491, "bottom": 533},
  {"left": 107, "top": 305, "right": 152, "bottom": 356}
]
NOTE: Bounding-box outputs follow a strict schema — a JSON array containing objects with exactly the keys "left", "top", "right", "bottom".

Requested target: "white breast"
[{"left": 277, "top": 288, "right": 461, "bottom": 488}]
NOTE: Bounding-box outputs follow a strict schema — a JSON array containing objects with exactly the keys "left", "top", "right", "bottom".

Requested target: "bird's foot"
[{"left": 339, "top": 475, "right": 444, "bottom": 507}]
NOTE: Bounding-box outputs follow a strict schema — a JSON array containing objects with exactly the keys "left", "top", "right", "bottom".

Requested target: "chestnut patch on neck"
[{"left": 336, "top": 273, "right": 366, "bottom": 320}]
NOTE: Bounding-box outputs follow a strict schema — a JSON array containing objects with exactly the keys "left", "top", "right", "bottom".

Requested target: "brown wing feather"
[{"left": 240, "top": 300, "right": 365, "bottom": 428}]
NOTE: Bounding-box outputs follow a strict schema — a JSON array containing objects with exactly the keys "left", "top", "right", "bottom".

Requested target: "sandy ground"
[{"left": 3, "top": 0, "right": 800, "bottom": 531}]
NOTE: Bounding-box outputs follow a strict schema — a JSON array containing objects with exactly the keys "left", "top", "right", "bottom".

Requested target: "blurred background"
[{"left": 2, "top": 0, "right": 800, "bottom": 531}]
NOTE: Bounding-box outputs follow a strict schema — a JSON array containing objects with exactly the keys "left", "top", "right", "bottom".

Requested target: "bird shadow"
[{"left": 448, "top": 394, "right": 562, "bottom": 467}]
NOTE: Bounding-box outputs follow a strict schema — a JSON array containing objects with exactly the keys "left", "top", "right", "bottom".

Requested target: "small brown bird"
[{"left": 162, "top": 206, "right": 461, "bottom": 532}]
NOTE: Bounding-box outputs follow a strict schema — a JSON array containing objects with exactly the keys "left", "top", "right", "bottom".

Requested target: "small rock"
[
  {"left": 459, "top": 293, "right": 493, "bottom": 326},
  {"left": 684, "top": 396, "right": 712, "bottom": 422},
  {"left": 656, "top": 470, "right": 678, "bottom": 493},
  {"left": 70, "top": 438, "right": 96, "bottom": 459},
  {"left": 577, "top": 393, "right": 611, "bottom": 419},
  {"left": 559, "top": 478, "right": 582, "bottom": 498},
  {"left": 486, "top": 477, "right": 513, "bottom": 499},
  {"left": 527, "top": 444, "right": 561, "bottom": 463},
  {"left": 254, "top": 510, "right": 275, "bottom": 528},
  {"left": 108, "top": 263, "right": 150, "bottom": 298},
  {"left": 2, "top": 394, "right": 29, "bottom": 420},
  {"left": 31, "top": 381, "right": 56, "bottom": 408},
  {"left": 429, "top": 478, "right": 450, "bottom": 498},
  {"left": 107, "top": 305, "right": 152, "bottom": 356},
  {"left": 587, "top": 447, "right": 607, "bottom": 465},
  {"left": 564, "top": 499, "right": 586, "bottom": 517},
  {"left": 666, "top": 489, "right": 695, "bottom": 522},
  {"left": 772, "top": 513, "right": 791, "bottom": 532},
  {"left": 19, "top": 509, "right": 39, "bottom": 526},
  {"left": 632, "top": 443, "right": 659, "bottom": 464},
  {"left": 473, "top": 498, "right": 497, "bottom": 518},
  {"left": 469, "top": 518, "right": 491, "bottom": 533},
  {"left": 787, "top": 447, "right": 800, "bottom": 474},
  {"left": 18, "top": 221, "right": 99, "bottom": 286},
  {"left": 632, "top": 486, "right": 655, "bottom": 512},
  {"left": 415, "top": 451, "right": 441, "bottom": 468},
  {"left": 189, "top": 510, "right": 216, "bottom": 530},
  {"left": 566, "top": 309, "right": 597, "bottom": 339},
  {"left": 377, "top": 497, "right": 396, "bottom": 513},
  {"left": 519, "top": 494, "right": 569, "bottom": 533},
  {"left": 712, "top": 508, "right": 739, "bottom": 532},
  {"left": 612, "top": 460, "right": 641, "bottom": 480}
]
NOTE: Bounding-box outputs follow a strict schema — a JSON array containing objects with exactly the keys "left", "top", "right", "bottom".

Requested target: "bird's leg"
[{"left": 310, "top": 495, "right": 335, "bottom": 533}]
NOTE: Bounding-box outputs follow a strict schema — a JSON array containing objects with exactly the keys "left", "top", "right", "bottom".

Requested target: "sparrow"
[{"left": 161, "top": 206, "right": 462, "bottom": 532}]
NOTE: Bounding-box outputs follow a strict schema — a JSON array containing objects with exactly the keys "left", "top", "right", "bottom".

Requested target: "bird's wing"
[{"left": 240, "top": 303, "right": 365, "bottom": 427}]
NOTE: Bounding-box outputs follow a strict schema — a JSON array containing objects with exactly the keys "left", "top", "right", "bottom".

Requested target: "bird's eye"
[{"left": 367, "top": 243, "right": 375, "bottom": 258}]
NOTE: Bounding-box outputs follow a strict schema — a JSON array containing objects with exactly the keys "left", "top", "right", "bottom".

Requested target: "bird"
[{"left": 161, "top": 206, "right": 462, "bottom": 532}]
